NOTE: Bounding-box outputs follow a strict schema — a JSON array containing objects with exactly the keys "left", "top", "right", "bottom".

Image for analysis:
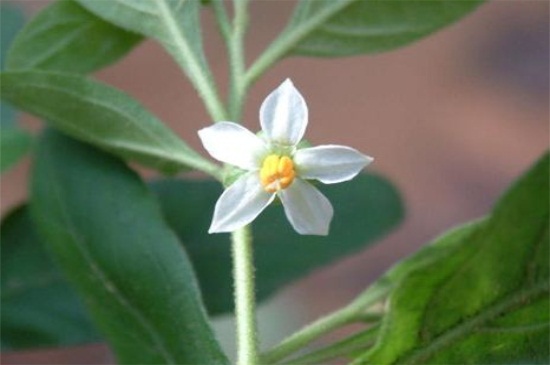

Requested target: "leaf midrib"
[{"left": 23, "top": 22, "right": 95, "bottom": 69}]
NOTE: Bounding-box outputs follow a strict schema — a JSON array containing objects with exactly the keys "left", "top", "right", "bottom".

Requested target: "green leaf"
[
  {"left": 6, "top": 1, "right": 141, "bottom": 74},
  {"left": 151, "top": 173, "right": 404, "bottom": 315},
  {"left": 1, "top": 2, "right": 25, "bottom": 69},
  {"left": 247, "top": 0, "right": 485, "bottom": 81},
  {"left": 0, "top": 70, "right": 218, "bottom": 176},
  {"left": 31, "top": 130, "right": 228, "bottom": 364},
  {"left": 1, "top": 100, "right": 17, "bottom": 128},
  {"left": 77, "top": 0, "right": 225, "bottom": 120},
  {"left": 0, "top": 3, "right": 30, "bottom": 172},
  {"left": 0, "top": 126, "right": 32, "bottom": 172},
  {"left": 288, "top": 0, "right": 485, "bottom": 57},
  {"left": 1, "top": 206, "right": 101, "bottom": 351},
  {"left": 76, "top": 0, "right": 204, "bottom": 63},
  {"left": 354, "top": 153, "right": 549, "bottom": 364}
]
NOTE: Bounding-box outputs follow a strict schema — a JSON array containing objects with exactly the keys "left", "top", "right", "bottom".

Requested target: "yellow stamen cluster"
[{"left": 260, "top": 154, "right": 296, "bottom": 193}]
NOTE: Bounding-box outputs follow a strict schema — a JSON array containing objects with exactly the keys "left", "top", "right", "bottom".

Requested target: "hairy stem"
[
  {"left": 211, "top": 0, "right": 231, "bottom": 43},
  {"left": 225, "top": 2, "right": 259, "bottom": 363},
  {"left": 260, "top": 283, "right": 389, "bottom": 364},
  {"left": 261, "top": 307, "right": 358, "bottom": 364},
  {"left": 232, "top": 225, "right": 259, "bottom": 365},
  {"left": 155, "top": 0, "right": 227, "bottom": 122},
  {"left": 282, "top": 325, "right": 380, "bottom": 365},
  {"left": 244, "top": 0, "right": 353, "bottom": 87},
  {"left": 228, "top": 0, "right": 250, "bottom": 122}
]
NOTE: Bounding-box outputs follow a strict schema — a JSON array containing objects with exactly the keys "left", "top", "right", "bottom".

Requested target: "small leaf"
[
  {"left": 1, "top": 206, "right": 101, "bottom": 350},
  {"left": 0, "top": 127, "right": 32, "bottom": 172},
  {"left": 286, "top": 0, "right": 485, "bottom": 57},
  {"left": 151, "top": 173, "right": 404, "bottom": 315},
  {"left": 31, "top": 130, "right": 228, "bottom": 364},
  {"left": 353, "top": 152, "right": 549, "bottom": 364},
  {"left": 6, "top": 1, "right": 141, "bottom": 74},
  {"left": 0, "top": 71, "right": 216, "bottom": 175}
]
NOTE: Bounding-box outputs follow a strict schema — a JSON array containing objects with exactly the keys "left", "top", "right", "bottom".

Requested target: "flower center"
[{"left": 260, "top": 154, "right": 296, "bottom": 193}]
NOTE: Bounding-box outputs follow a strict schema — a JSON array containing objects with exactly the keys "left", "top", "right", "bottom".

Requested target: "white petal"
[
  {"left": 209, "top": 172, "right": 275, "bottom": 233},
  {"left": 198, "top": 122, "right": 267, "bottom": 170},
  {"left": 260, "top": 79, "right": 308, "bottom": 146},
  {"left": 279, "top": 178, "right": 333, "bottom": 235},
  {"left": 294, "top": 145, "right": 373, "bottom": 184}
]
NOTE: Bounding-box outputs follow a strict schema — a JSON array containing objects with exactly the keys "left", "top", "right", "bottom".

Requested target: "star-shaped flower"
[{"left": 198, "top": 79, "right": 373, "bottom": 235}]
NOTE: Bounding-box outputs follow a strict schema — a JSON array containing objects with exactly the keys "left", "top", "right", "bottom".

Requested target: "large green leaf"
[
  {"left": 0, "top": 126, "right": 32, "bottom": 172},
  {"left": 152, "top": 173, "right": 404, "bottom": 315},
  {"left": 1, "top": 206, "right": 101, "bottom": 350},
  {"left": 0, "top": 71, "right": 218, "bottom": 176},
  {"left": 77, "top": 0, "right": 224, "bottom": 119},
  {"left": 288, "top": 0, "right": 485, "bottom": 57},
  {"left": 31, "top": 130, "right": 228, "bottom": 364},
  {"left": 6, "top": 1, "right": 141, "bottom": 74},
  {"left": 353, "top": 152, "right": 549, "bottom": 364},
  {"left": 247, "top": 0, "right": 485, "bottom": 81}
]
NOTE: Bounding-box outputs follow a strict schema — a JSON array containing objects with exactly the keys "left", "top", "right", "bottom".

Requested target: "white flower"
[{"left": 198, "top": 79, "right": 373, "bottom": 235}]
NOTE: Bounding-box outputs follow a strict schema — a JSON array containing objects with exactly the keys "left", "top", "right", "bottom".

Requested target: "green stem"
[
  {"left": 282, "top": 325, "right": 380, "bottom": 365},
  {"left": 211, "top": 0, "right": 231, "bottom": 43},
  {"left": 232, "top": 225, "right": 259, "bottom": 365},
  {"left": 260, "top": 283, "right": 390, "bottom": 364},
  {"left": 156, "top": 0, "right": 228, "bottom": 122},
  {"left": 182, "top": 156, "right": 223, "bottom": 181},
  {"left": 228, "top": 0, "right": 250, "bottom": 122},
  {"left": 244, "top": 0, "right": 354, "bottom": 87},
  {"left": 261, "top": 308, "right": 357, "bottom": 364}
]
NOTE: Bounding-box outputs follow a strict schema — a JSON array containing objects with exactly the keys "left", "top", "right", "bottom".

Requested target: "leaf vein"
[{"left": 400, "top": 281, "right": 550, "bottom": 364}]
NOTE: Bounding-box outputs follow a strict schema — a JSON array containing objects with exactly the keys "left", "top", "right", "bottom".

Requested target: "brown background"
[{"left": 2, "top": 0, "right": 549, "bottom": 363}]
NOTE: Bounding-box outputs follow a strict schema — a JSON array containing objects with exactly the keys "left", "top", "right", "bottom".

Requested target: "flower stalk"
[
  {"left": 228, "top": 0, "right": 250, "bottom": 122},
  {"left": 231, "top": 225, "right": 259, "bottom": 365}
]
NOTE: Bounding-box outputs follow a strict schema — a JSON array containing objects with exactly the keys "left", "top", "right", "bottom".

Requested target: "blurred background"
[{"left": 2, "top": 0, "right": 548, "bottom": 363}]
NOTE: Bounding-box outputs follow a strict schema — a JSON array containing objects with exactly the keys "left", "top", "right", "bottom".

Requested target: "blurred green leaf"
[
  {"left": 1, "top": 1, "right": 25, "bottom": 69},
  {"left": 0, "top": 2, "right": 30, "bottom": 172},
  {"left": 1, "top": 101, "right": 16, "bottom": 128},
  {"left": 152, "top": 173, "right": 404, "bottom": 315},
  {"left": 353, "top": 152, "right": 549, "bottom": 364},
  {"left": 1, "top": 206, "right": 101, "bottom": 351},
  {"left": 287, "top": 0, "right": 485, "bottom": 57},
  {"left": 0, "top": 71, "right": 216, "bottom": 175},
  {"left": 31, "top": 130, "right": 228, "bottom": 364},
  {"left": 0, "top": 1, "right": 22, "bottom": 128},
  {"left": 6, "top": 1, "right": 141, "bottom": 74},
  {"left": 0, "top": 126, "right": 32, "bottom": 172}
]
